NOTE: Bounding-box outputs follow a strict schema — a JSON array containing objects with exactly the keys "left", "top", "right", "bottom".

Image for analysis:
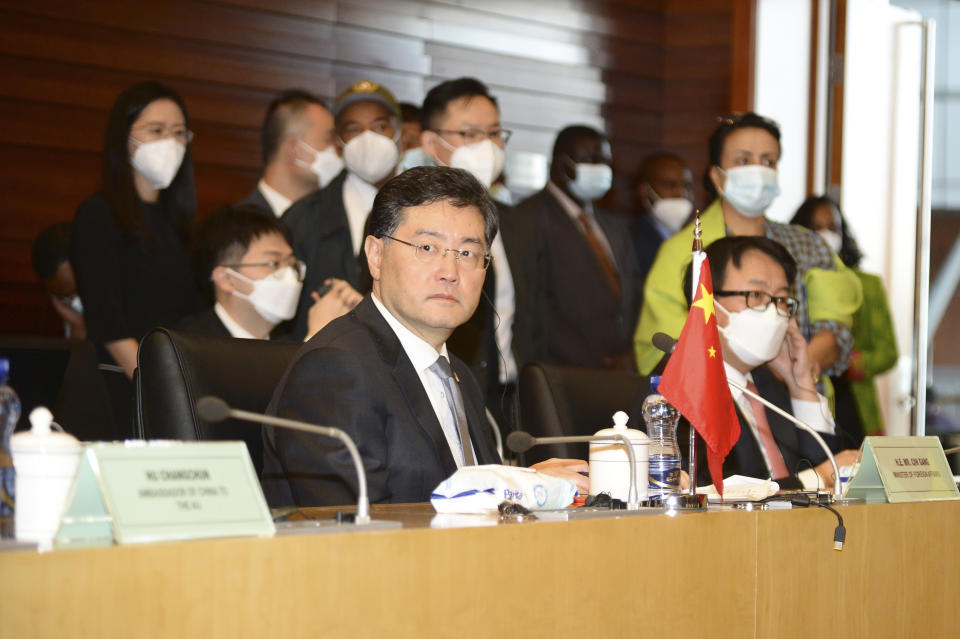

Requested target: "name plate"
[
  {"left": 57, "top": 441, "right": 275, "bottom": 547},
  {"left": 844, "top": 436, "right": 959, "bottom": 504}
]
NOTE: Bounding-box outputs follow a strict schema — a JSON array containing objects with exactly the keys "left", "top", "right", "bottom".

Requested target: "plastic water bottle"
[
  {"left": 0, "top": 358, "right": 22, "bottom": 538},
  {"left": 642, "top": 375, "right": 681, "bottom": 500}
]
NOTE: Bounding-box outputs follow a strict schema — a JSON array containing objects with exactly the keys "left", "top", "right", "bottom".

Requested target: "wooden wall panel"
[{"left": 0, "top": 0, "right": 747, "bottom": 337}]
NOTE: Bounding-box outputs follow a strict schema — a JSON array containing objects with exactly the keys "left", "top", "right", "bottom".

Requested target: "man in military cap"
[{"left": 282, "top": 81, "right": 403, "bottom": 340}]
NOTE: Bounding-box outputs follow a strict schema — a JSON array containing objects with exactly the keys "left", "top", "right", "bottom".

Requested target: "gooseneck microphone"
[
  {"left": 196, "top": 396, "right": 371, "bottom": 524},
  {"left": 651, "top": 333, "right": 842, "bottom": 497},
  {"left": 506, "top": 430, "right": 642, "bottom": 509}
]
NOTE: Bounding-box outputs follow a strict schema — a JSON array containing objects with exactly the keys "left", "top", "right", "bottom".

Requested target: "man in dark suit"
[
  {"left": 676, "top": 236, "right": 858, "bottom": 489},
  {"left": 262, "top": 166, "right": 588, "bottom": 507},
  {"left": 418, "top": 77, "right": 545, "bottom": 432},
  {"left": 237, "top": 90, "right": 342, "bottom": 218},
  {"left": 179, "top": 206, "right": 359, "bottom": 340},
  {"left": 282, "top": 81, "right": 403, "bottom": 340},
  {"left": 514, "top": 125, "right": 642, "bottom": 370},
  {"left": 630, "top": 153, "right": 694, "bottom": 298}
]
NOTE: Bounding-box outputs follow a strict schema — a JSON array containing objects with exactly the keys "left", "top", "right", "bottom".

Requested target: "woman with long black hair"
[{"left": 71, "top": 81, "right": 201, "bottom": 377}]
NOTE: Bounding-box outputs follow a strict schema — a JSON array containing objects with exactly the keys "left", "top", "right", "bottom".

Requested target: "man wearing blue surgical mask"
[
  {"left": 515, "top": 125, "right": 643, "bottom": 370},
  {"left": 418, "top": 77, "right": 546, "bottom": 432},
  {"left": 238, "top": 90, "right": 342, "bottom": 218},
  {"left": 282, "top": 81, "right": 401, "bottom": 340}
]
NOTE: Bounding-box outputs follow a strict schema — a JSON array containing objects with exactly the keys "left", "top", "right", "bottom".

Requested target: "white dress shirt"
[
  {"left": 257, "top": 180, "right": 293, "bottom": 218},
  {"left": 724, "top": 362, "right": 835, "bottom": 489},
  {"left": 371, "top": 293, "right": 467, "bottom": 466},
  {"left": 342, "top": 173, "right": 379, "bottom": 256},
  {"left": 488, "top": 232, "right": 518, "bottom": 384},
  {"left": 214, "top": 302, "right": 259, "bottom": 339}
]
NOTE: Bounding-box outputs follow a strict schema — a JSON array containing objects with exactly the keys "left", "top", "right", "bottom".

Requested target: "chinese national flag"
[{"left": 658, "top": 256, "right": 740, "bottom": 497}]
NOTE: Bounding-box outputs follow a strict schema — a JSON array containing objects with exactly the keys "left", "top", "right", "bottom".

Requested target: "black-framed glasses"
[
  {"left": 384, "top": 236, "right": 491, "bottom": 271},
  {"left": 432, "top": 127, "right": 512, "bottom": 145},
  {"left": 715, "top": 290, "right": 798, "bottom": 317},
  {"left": 223, "top": 259, "right": 306, "bottom": 282}
]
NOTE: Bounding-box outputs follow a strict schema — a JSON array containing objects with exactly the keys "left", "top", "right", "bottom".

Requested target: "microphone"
[
  {"left": 196, "top": 396, "right": 371, "bottom": 524},
  {"left": 506, "top": 430, "right": 642, "bottom": 509},
  {"left": 652, "top": 332, "right": 678, "bottom": 355}
]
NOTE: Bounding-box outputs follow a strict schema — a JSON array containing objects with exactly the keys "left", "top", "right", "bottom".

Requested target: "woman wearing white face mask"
[
  {"left": 71, "top": 82, "right": 202, "bottom": 378},
  {"left": 634, "top": 113, "right": 863, "bottom": 385}
]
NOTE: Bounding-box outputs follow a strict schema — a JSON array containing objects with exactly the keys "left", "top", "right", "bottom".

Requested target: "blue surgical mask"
[
  {"left": 718, "top": 165, "right": 780, "bottom": 216},
  {"left": 568, "top": 162, "right": 612, "bottom": 202}
]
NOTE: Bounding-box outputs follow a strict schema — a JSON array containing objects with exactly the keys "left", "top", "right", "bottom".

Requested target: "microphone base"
[{"left": 648, "top": 493, "right": 707, "bottom": 510}]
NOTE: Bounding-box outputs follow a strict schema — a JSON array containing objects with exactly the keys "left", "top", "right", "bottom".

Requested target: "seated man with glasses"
[
  {"left": 180, "top": 205, "right": 360, "bottom": 341},
  {"left": 262, "top": 166, "right": 588, "bottom": 507},
  {"left": 676, "top": 236, "right": 859, "bottom": 490}
]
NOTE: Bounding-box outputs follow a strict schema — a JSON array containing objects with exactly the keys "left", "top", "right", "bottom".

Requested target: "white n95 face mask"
[
  {"left": 716, "top": 300, "right": 789, "bottom": 367},
  {"left": 342, "top": 130, "right": 400, "bottom": 185},
  {"left": 817, "top": 229, "right": 843, "bottom": 254},
  {"left": 445, "top": 139, "right": 505, "bottom": 189},
  {"left": 718, "top": 165, "right": 780, "bottom": 217},
  {"left": 647, "top": 185, "right": 693, "bottom": 233},
  {"left": 130, "top": 137, "right": 186, "bottom": 190},
  {"left": 568, "top": 162, "right": 613, "bottom": 202},
  {"left": 295, "top": 140, "right": 344, "bottom": 189},
  {"left": 228, "top": 266, "right": 303, "bottom": 325}
]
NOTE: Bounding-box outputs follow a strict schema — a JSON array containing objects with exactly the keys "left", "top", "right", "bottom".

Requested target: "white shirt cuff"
[
  {"left": 790, "top": 395, "right": 835, "bottom": 435},
  {"left": 797, "top": 468, "right": 824, "bottom": 491}
]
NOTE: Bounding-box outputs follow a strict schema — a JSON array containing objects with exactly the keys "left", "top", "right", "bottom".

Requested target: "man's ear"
[
  {"left": 709, "top": 165, "right": 724, "bottom": 195},
  {"left": 211, "top": 266, "right": 234, "bottom": 294},
  {"left": 364, "top": 235, "right": 383, "bottom": 281},
  {"left": 420, "top": 130, "right": 441, "bottom": 162}
]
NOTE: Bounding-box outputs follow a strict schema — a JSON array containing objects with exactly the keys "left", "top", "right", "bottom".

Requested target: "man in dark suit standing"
[
  {"left": 262, "top": 167, "right": 588, "bottom": 507},
  {"left": 514, "top": 125, "right": 642, "bottom": 370},
  {"left": 418, "top": 77, "right": 545, "bottom": 432},
  {"left": 281, "top": 81, "right": 403, "bottom": 340},
  {"left": 236, "top": 90, "right": 342, "bottom": 218},
  {"left": 630, "top": 153, "right": 694, "bottom": 300},
  {"left": 675, "top": 236, "right": 858, "bottom": 489}
]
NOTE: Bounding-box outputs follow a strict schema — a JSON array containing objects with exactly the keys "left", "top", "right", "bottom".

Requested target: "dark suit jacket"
[
  {"left": 281, "top": 171, "right": 367, "bottom": 341},
  {"left": 261, "top": 296, "right": 501, "bottom": 507},
  {"left": 514, "top": 187, "right": 642, "bottom": 369},
  {"left": 176, "top": 308, "right": 231, "bottom": 338},
  {"left": 447, "top": 202, "right": 546, "bottom": 394},
  {"left": 235, "top": 186, "right": 275, "bottom": 218},
  {"left": 629, "top": 213, "right": 668, "bottom": 306}
]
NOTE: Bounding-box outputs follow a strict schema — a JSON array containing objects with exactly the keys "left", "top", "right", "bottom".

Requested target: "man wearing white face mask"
[
  {"left": 634, "top": 112, "right": 862, "bottom": 380},
  {"left": 238, "top": 90, "right": 342, "bottom": 218},
  {"left": 630, "top": 153, "right": 695, "bottom": 309},
  {"left": 417, "top": 77, "right": 546, "bottom": 431},
  {"left": 515, "top": 125, "right": 642, "bottom": 370},
  {"left": 282, "top": 81, "right": 401, "bottom": 340},
  {"left": 180, "top": 207, "right": 360, "bottom": 341},
  {"left": 676, "top": 236, "right": 859, "bottom": 490}
]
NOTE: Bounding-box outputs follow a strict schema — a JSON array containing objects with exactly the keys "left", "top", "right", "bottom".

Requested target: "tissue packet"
[{"left": 430, "top": 464, "right": 577, "bottom": 514}]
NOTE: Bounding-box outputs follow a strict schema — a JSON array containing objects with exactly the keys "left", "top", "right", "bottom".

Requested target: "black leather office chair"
[
  {"left": 518, "top": 362, "right": 651, "bottom": 464},
  {"left": 135, "top": 328, "right": 301, "bottom": 474}
]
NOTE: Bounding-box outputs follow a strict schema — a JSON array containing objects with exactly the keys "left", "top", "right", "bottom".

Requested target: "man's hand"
[
  {"left": 305, "top": 279, "right": 363, "bottom": 340},
  {"left": 529, "top": 458, "right": 590, "bottom": 494},
  {"left": 814, "top": 449, "right": 859, "bottom": 488},
  {"left": 768, "top": 319, "right": 818, "bottom": 402},
  {"left": 49, "top": 295, "right": 87, "bottom": 339}
]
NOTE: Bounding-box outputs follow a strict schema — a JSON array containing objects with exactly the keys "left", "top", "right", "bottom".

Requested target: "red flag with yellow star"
[{"left": 658, "top": 256, "right": 740, "bottom": 497}]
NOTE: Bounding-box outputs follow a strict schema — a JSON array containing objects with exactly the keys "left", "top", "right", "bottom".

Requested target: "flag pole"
[{"left": 687, "top": 210, "right": 704, "bottom": 497}]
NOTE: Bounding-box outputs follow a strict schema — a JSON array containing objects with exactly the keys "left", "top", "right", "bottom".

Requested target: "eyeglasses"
[
  {"left": 131, "top": 122, "right": 194, "bottom": 144},
  {"left": 223, "top": 259, "right": 306, "bottom": 282},
  {"left": 384, "top": 236, "right": 491, "bottom": 271},
  {"left": 433, "top": 127, "right": 512, "bottom": 145},
  {"left": 715, "top": 290, "right": 798, "bottom": 317}
]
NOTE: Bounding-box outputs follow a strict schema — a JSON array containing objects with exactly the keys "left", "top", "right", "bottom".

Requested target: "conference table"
[{"left": 2, "top": 499, "right": 958, "bottom": 638}]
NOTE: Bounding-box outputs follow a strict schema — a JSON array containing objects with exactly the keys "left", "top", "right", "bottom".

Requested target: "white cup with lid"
[
  {"left": 589, "top": 411, "right": 650, "bottom": 502},
  {"left": 11, "top": 407, "right": 82, "bottom": 550}
]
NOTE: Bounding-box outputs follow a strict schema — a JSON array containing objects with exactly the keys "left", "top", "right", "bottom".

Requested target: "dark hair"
[
  {"left": 400, "top": 102, "right": 422, "bottom": 124},
  {"left": 683, "top": 235, "right": 798, "bottom": 305},
  {"left": 704, "top": 112, "right": 782, "bottom": 198},
  {"left": 791, "top": 195, "right": 863, "bottom": 268},
  {"left": 31, "top": 222, "right": 72, "bottom": 279},
  {"left": 101, "top": 81, "right": 196, "bottom": 238},
  {"left": 634, "top": 152, "right": 687, "bottom": 189},
  {"left": 552, "top": 125, "right": 605, "bottom": 159},
  {"left": 421, "top": 78, "right": 498, "bottom": 131},
  {"left": 367, "top": 166, "right": 498, "bottom": 247},
  {"left": 261, "top": 89, "right": 325, "bottom": 165},
  {"left": 190, "top": 205, "right": 293, "bottom": 301}
]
